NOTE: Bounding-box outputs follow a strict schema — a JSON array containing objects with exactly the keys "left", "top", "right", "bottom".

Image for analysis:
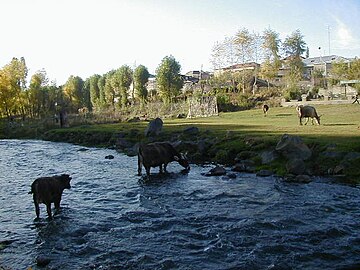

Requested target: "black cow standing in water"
[
  {"left": 29, "top": 174, "right": 72, "bottom": 219},
  {"left": 138, "top": 142, "right": 190, "bottom": 178}
]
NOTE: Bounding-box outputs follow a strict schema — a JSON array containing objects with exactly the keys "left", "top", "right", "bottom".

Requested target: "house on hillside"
[
  {"left": 214, "top": 62, "right": 272, "bottom": 92},
  {"left": 181, "top": 72, "right": 213, "bottom": 95},
  {"left": 146, "top": 74, "right": 157, "bottom": 97},
  {"left": 185, "top": 70, "right": 211, "bottom": 80},
  {"left": 214, "top": 62, "right": 260, "bottom": 76},
  {"left": 303, "top": 55, "right": 352, "bottom": 79}
]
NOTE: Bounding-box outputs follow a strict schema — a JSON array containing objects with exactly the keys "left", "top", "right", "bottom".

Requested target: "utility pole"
[{"left": 327, "top": 25, "right": 331, "bottom": 55}]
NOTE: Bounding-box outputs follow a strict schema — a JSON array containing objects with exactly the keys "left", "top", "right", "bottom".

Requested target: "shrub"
[{"left": 283, "top": 86, "right": 301, "bottom": 101}]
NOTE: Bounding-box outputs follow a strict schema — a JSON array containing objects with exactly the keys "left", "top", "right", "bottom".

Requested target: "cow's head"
[
  {"left": 60, "top": 174, "right": 72, "bottom": 189},
  {"left": 174, "top": 153, "right": 190, "bottom": 171},
  {"left": 315, "top": 115, "right": 322, "bottom": 125}
]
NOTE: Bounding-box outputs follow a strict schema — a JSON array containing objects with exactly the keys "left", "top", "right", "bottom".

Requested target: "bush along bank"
[{"left": 41, "top": 122, "right": 360, "bottom": 184}]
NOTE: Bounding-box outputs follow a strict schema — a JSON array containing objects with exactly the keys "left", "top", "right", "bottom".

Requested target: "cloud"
[{"left": 333, "top": 17, "right": 356, "bottom": 48}]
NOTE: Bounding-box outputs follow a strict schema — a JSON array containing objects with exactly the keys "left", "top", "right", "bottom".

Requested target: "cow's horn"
[{"left": 174, "top": 155, "right": 180, "bottom": 161}]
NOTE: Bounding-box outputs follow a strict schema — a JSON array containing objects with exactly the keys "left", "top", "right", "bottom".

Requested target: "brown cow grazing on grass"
[
  {"left": 138, "top": 142, "right": 190, "bottom": 178},
  {"left": 262, "top": 104, "right": 269, "bottom": 117},
  {"left": 296, "top": 105, "right": 321, "bottom": 125},
  {"left": 29, "top": 174, "right": 72, "bottom": 219}
]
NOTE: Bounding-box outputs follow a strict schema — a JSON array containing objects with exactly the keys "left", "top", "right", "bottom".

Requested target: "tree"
[
  {"left": 62, "top": 75, "right": 85, "bottom": 112},
  {"left": 262, "top": 28, "right": 281, "bottom": 61},
  {"left": 103, "top": 71, "right": 116, "bottom": 109},
  {"left": 283, "top": 29, "right": 306, "bottom": 57},
  {"left": 348, "top": 58, "right": 360, "bottom": 80},
  {"left": 156, "top": 55, "right": 183, "bottom": 103},
  {"left": 282, "top": 30, "right": 307, "bottom": 86},
  {"left": 210, "top": 37, "right": 237, "bottom": 69},
  {"left": 133, "top": 65, "right": 149, "bottom": 104},
  {"left": 115, "top": 65, "right": 133, "bottom": 108},
  {"left": 97, "top": 75, "right": 107, "bottom": 108},
  {"left": 88, "top": 74, "right": 101, "bottom": 111},
  {"left": 252, "top": 31, "right": 263, "bottom": 63},
  {"left": 234, "top": 28, "right": 254, "bottom": 64},
  {"left": 0, "top": 57, "right": 28, "bottom": 118},
  {"left": 210, "top": 40, "right": 226, "bottom": 70},
  {"left": 27, "top": 70, "right": 49, "bottom": 117}
]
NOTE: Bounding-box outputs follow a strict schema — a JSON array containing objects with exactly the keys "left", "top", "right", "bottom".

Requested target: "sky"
[{"left": 1, "top": 0, "right": 359, "bottom": 85}]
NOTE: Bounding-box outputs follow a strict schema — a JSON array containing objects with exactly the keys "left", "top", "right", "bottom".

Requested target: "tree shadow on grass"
[{"left": 322, "top": 123, "right": 357, "bottom": 126}]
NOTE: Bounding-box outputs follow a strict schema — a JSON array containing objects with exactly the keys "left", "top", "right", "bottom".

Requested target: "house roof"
[
  {"left": 303, "top": 55, "right": 352, "bottom": 66},
  {"left": 222, "top": 62, "right": 260, "bottom": 71}
]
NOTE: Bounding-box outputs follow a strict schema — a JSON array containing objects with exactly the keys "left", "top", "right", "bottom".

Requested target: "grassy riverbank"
[
  {"left": 44, "top": 104, "right": 360, "bottom": 150},
  {"left": 2, "top": 104, "right": 360, "bottom": 182}
]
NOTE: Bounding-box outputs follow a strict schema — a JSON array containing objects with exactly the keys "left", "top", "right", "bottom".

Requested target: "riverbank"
[{"left": 2, "top": 104, "right": 360, "bottom": 183}]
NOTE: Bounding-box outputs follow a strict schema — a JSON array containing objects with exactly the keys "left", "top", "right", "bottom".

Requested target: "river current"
[{"left": 0, "top": 139, "right": 359, "bottom": 269}]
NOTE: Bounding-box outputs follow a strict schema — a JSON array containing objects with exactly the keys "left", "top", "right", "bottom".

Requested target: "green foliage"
[
  {"left": 63, "top": 75, "right": 87, "bottom": 112},
  {"left": 88, "top": 74, "right": 101, "bottom": 111},
  {"left": 235, "top": 93, "right": 256, "bottom": 109},
  {"left": 234, "top": 28, "right": 254, "bottom": 63},
  {"left": 216, "top": 93, "right": 234, "bottom": 112},
  {"left": 156, "top": 55, "right": 183, "bottom": 103},
  {"left": 133, "top": 65, "right": 149, "bottom": 104},
  {"left": 332, "top": 58, "right": 360, "bottom": 82},
  {"left": 282, "top": 29, "right": 306, "bottom": 57},
  {"left": 283, "top": 85, "right": 301, "bottom": 101},
  {"left": 113, "top": 65, "right": 133, "bottom": 109},
  {"left": 0, "top": 57, "right": 28, "bottom": 118},
  {"left": 259, "top": 58, "right": 281, "bottom": 85},
  {"left": 262, "top": 28, "right": 281, "bottom": 60}
]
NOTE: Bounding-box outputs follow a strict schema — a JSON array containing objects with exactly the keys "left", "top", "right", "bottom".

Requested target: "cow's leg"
[
  {"left": 145, "top": 166, "right": 151, "bottom": 178},
  {"left": 34, "top": 198, "right": 40, "bottom": 219},
  {"left": 54, "top": 197, "right": 61, "bottom": 212},
  {"left": 137, "top": 155, "right": 142, "bottom": 176},
  {"left": 46, "top": 203, "right": 52, "bottom": 219},
  {"left": 299, "top": 117, "right": 303, "bottom": 125},
  {"left": 163, "top": 163, "right": 168, "bottom": 173},
  {"left": 159, "top": 164, "right": 163, "bottom": 173},
  {"left": 304, "top": 117, "right": 309, "bottom": 125}
]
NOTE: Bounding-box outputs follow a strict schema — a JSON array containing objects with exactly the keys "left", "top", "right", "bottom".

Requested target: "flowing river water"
[{"left": 0, "top": 139, "right": 359, "bottom": 269}]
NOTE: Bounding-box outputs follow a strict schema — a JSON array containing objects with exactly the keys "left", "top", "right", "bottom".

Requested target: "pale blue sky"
[{"left": 1, "top": 0, "right": 359, "bottom": 85}]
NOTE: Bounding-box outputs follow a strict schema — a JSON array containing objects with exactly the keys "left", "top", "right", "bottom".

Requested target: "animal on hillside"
[
  {"left": 296, "top": 105, "right": 321, "bottom": 125},
  {"left": 29, "top": 174, "right": 72, "bottom": 219},
  {"left": 262, "top": 104, "right": 269, "bottom": 116},
  {"left": 138, "top": 142, "right": 190, "bottom": 178}
]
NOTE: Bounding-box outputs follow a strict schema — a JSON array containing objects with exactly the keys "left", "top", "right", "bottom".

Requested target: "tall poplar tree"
[
  {"left": 156, "top": 55, "right": 183, "bottom": 103},
  {"left": 133, "top": 65, "right": 149, "bottom": 104}
]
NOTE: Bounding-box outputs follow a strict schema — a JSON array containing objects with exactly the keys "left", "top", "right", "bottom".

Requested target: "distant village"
[{"left": 147, "top": 54, "right": 358, "bottom": 101}]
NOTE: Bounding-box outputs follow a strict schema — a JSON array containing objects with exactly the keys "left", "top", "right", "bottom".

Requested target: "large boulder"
[
  {"left": 275, "top": 134, "right": 312, "bottom": 161},
  {"left": 204, "top": 165, "right": 227, "bottom": 176},
  {"left": 144, "top": 117, "right": 163, "bottom": 137},
  {"left": 260, "top": 150, "right": 279, "bottom": 164},
  {"left": 286, "top": 158, "right": 306, "bottom": 175},
  {"left": 183, "top": 126, "right": 199, "bottom": 136},
  {"left": 232, "top": 160, "right": 256, "bottom": 173}
]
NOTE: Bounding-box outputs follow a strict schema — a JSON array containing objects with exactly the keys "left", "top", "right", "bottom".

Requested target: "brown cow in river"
[
  {"left": 138, "top": 142, "right": 190, "bottom": 178},
  {"left": 29, "top": 174, "right": 72, "bottom": 219},
  {"left": 296, "top": 105, "right": 321, "bottom": 125}
]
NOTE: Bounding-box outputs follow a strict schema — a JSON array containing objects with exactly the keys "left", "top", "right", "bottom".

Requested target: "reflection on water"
[{"left": 0, "top": 139, "right": 360, "bottom": 269}]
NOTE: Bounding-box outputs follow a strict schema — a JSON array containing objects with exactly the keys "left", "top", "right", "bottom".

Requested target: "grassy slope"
[{"left": 173, "top": 104, "right": 360, "bottom": 151}]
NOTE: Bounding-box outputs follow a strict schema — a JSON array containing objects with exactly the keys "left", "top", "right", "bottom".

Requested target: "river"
[{"left": 0, "top": 139, "right": 359, "bottom": 269}]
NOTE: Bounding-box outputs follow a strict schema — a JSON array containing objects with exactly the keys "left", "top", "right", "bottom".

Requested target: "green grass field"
[
  {"left": 55, "top": 103, "right": 360, "bottom": 152},
  {"left": 165, "top": 103, "right": 360, "bottom": 151}
]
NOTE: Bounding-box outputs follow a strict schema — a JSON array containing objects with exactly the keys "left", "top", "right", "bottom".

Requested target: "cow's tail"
[{"left": 28, "top": 182, "right": 34, "bottom": 194}]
